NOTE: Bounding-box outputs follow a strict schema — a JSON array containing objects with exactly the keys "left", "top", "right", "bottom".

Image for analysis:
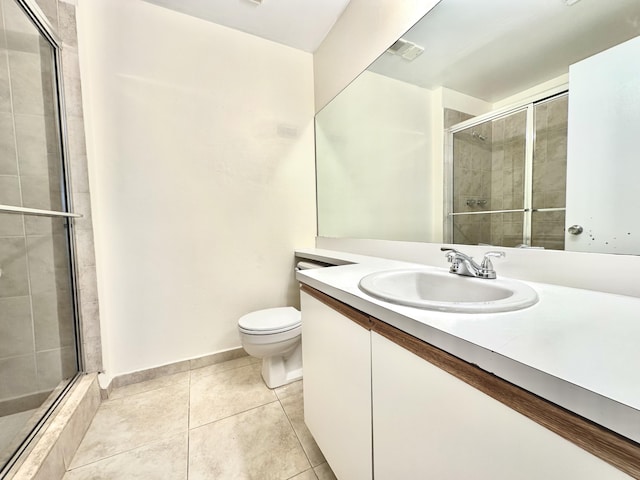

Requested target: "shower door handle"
[{"left": 567, "top": 225, "right": 583, "bottom": 235}]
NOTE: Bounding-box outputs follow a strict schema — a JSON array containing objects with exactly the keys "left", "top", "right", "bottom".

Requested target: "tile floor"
[
  {"left": 62, "top": 356, "right": 337, "bottom": 479},
  {"left": 0, "top": 409, "right": 37, "bottom": 462}
]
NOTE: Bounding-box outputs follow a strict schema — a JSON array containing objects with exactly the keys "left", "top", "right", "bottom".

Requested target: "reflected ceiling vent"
[{"left": 386, "top": 38, "right": 424, "bottom": 61}]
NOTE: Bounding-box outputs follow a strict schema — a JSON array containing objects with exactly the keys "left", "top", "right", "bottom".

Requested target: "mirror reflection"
[{"left": 316, "top": 0, "right": 640, "bottom": 254}]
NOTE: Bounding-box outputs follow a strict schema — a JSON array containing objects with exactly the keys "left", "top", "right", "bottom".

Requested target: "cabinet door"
[
  {"left": 371, "top": 332, "right": 630, "bottom": 480},
  {"left": 301, "top": 291, "right": 372, "bottom": 480}
]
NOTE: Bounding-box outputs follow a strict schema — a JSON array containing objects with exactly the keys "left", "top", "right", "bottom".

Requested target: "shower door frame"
[
  {"left": 443, "top": 88, "right": 568, "bottom": 247},
  {"left": 0, "top": 0, "right": 85, "bottom": 475}
]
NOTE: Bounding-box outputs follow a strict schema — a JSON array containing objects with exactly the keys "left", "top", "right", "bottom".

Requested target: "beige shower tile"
[
  {"left": 108, "top": 371, "right": 189, "bottom": 400},
  {"left": 58, "top": 2, "right": 78, "bottom": 48},
  {"left": 8, "top": 52, "right": 45, "bottom": 115},
  {"left": 0, "top": 58, "right": 11, "bottom": 115},
  {"left": 280, "top": 386, "right": 325, "bottom": 467},
  {"left": 36, "top": 347, "right": 77, "bottom": 391},
  {"left": 0, "top": 409, "right": 35, "bottom": 459},
  {"left": 0, "top": 296, "right": 33, "bottom": 357},
  {"left": 314, "top": 463, "right": 337, "bottom": 480},
  {"left": 0, "top": 355, "right": 37, "bottom": 399},
  {"left": 0, "top": 237, "right": 30, "bottom": 298},
  {"left": 20, "top": 174, "right": 63, "bottom": 211},
  {"left": 189, "top": 362, "right": 276, "bottom": 428},
  {"left": 70, "top": 381, "right": 188, "bottom": 468},
  {"left": 34, "top": 0, "right": 58, "bottom": 29},
  {"left": 190, "top": 354, "right": 259, "bottom": 381},
  {"left": 32, "top": 290, "right": 74, "bottom": 351},
  {"left": 189, "top": 402, "right": 310, "bottom": 480},
  {"left": 32, "top": 441, "right": 66, "bottom": 480},
  {"left": 64, "top": 433, "right": 187, "bottom": 480},
  {"left": 58, "top": 378, "right": 101, "bottom": 469}
]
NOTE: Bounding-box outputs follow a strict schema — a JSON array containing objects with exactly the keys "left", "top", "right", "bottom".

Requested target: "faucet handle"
[
  {"left": 480, "top": 251, "right": 505, "bottom": 278},
  {"left": 440, "top": 247, "right": 464, "bottom": 274},
  {"left": 440, "top": 247, "right": 458, "bottom": 262}
]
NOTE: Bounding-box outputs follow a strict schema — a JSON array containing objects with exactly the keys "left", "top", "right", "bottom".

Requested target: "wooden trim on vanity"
[
  {"left": 371, "top": 319, "right": 640, "bottom": 479},
  {"left": 300, "top": 284, "right": 372, "bottom": 330}
]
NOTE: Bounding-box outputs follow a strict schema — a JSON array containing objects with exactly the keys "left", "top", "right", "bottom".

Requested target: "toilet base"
[{"left": 261, "top": 342, "right": 303, "bottom": 389}]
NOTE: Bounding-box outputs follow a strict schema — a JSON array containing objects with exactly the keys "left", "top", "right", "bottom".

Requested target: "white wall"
[
  {"left": 316, "top": 71, "right": 434, "bottom": 241},
  {"left": 76, "top": 0, "right": 316, "bottom": 382},
  {"left": 493, "top": 74, "right": 568, "bottom": 110},
  {"left": 313, "top": 0, "right": 440, "bottom": 111}
]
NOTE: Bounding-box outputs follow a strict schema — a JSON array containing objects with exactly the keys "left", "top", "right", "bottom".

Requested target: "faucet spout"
[{"left": 440, "top": 247, "right": 505, "bottom": 279}]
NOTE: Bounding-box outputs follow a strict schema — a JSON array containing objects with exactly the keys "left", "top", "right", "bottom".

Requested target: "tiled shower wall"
[
  {"left": 532, "top": 95, "right": 568, "bottom": 250},
  {"left": 0, "top": 0, "right": 101, "bottom": 415},
  {"left": 449, "top": 95, "right": 568, "bottom": 250},
  {"left": 447, "top": 109, "right": 493, "bottom": 246},
  {"left": 489, "top": 111, "right": 526, "bottom": 247}
]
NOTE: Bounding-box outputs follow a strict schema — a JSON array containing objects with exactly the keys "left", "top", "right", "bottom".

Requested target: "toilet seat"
[{"left": 238, "top": 307, "right": 301, "bottom": 335}]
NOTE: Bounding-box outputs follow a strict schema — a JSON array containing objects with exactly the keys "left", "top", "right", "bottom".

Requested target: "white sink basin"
[{"left": 358, "top": 269, "right": 538, "bottom": 313}]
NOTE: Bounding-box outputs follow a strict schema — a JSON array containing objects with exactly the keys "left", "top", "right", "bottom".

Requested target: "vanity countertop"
[{"left": 295, "top": 248, "right": 640, "bottom": 444}]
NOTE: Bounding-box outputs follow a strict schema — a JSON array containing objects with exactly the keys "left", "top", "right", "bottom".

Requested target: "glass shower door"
[
  {"left": 447, "top": 93, "right": 568, "bottom": 249},
  {"left": 0, "top": 0, "right": 80, "bottom": 471},
  {"left": 531, "top": 95, "right": 568, "bottom": 250},
  {"left": 448, "top": 108, "right": 528, "bottom": 247}
]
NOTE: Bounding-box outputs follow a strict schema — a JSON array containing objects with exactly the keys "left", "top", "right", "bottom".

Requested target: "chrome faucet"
[{"left": 440, "top": 247, "right": 505, "bottom": 279}]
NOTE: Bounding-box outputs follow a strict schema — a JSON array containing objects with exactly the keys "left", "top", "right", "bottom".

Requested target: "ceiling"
[
  {"left": 368, "top": 0, "right": 640, "bottom": 103},
  {"left": 142, "top": 0, "right": 352, "bottom": 52}
]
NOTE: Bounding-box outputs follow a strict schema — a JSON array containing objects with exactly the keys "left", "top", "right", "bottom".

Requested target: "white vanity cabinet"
[
  {"left": 300, "top": 285, "right": 637, "bottom": 480},
  {"left": 300, "top": 288, "right": 372, "bottom": 480},
  {"left": 371, "top": 330, "right": 631, "bottom": 480}
]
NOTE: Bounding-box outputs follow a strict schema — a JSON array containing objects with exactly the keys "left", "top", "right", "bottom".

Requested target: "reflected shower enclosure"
[
  {"left": 446, "top": 94, "right": 568, "bottom": 250},
  {"left": 0, "top": 0, "right": 79, "bottom": 471}
]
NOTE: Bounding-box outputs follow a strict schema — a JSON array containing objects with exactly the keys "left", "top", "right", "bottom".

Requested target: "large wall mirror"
[{"left": 316, "top": 0, "right": 640, "bottom": 255}]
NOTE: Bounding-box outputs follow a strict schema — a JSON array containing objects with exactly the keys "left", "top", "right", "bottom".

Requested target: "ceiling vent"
[{"left": 386, "top": 38, "right": 424, "bottom": 61}]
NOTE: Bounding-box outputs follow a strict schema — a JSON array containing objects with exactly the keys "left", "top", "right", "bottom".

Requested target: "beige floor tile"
[
  {"left": 70, "top": 382, "right": 189, "bottom": 468},
  {"left": 189, "top": 402, "right": 311, "bottom": 480},
  {"left": 190, "top": 355, "right": 260, "bottom": 382},
  {"left": 189, "top": 362, "right": 276, "bottom": 428},
  {"left": 63, "top": 433, "right": 188, "bottom": 480},
  {"left": 274, "top": 379, "right": 303, "bottom": 401},
  {"left": 108, "top": 371, "right": 189, "bottom": 400},
  {"left": 280, "top": 389, "right": 325, "bottom": 467},
  {"left": 288, "top": 468, "right": 318, "bottom": 480},
  {"left": 314, "top": 463, "right": 337, "bottom": 480}
]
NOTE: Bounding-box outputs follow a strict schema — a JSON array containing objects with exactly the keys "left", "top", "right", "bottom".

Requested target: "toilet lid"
[{"left": 238, "top": 307, "right": 301, "bottom": 334}]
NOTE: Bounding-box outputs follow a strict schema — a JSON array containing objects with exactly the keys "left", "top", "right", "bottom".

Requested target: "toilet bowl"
[{"left": 238, "top": 307, "right": 302, "bottom": 389}]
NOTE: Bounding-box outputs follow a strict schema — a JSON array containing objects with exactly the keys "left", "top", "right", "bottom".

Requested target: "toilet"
[{"left": 238, "top": 306, "right": 302, "bottom": 389}]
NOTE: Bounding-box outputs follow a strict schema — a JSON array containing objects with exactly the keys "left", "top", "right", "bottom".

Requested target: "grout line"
[
  {"left": 66, "top": 432, "right": 186, "bottom": 472},
  {"left": 189, "top": 398, "right": 280, "bottom": 432},
  {"left": 277, "top": 393, "right": 314, "bottom": 472},
  {"left": 285, "top": 468, "right": 318, "bottom": 480},
  {"left": 189, "top": 357, "right": 260, "bottom": 382}
]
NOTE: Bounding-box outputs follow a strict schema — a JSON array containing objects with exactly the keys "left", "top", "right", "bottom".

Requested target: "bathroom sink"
[{"left": 358, "top": 269, "right": 538, "bottom": 313}]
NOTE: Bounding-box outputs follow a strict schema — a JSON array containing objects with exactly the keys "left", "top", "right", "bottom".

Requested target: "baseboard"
[{"left": 105, "top": 347, "right": 249, "bottom": 394}]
